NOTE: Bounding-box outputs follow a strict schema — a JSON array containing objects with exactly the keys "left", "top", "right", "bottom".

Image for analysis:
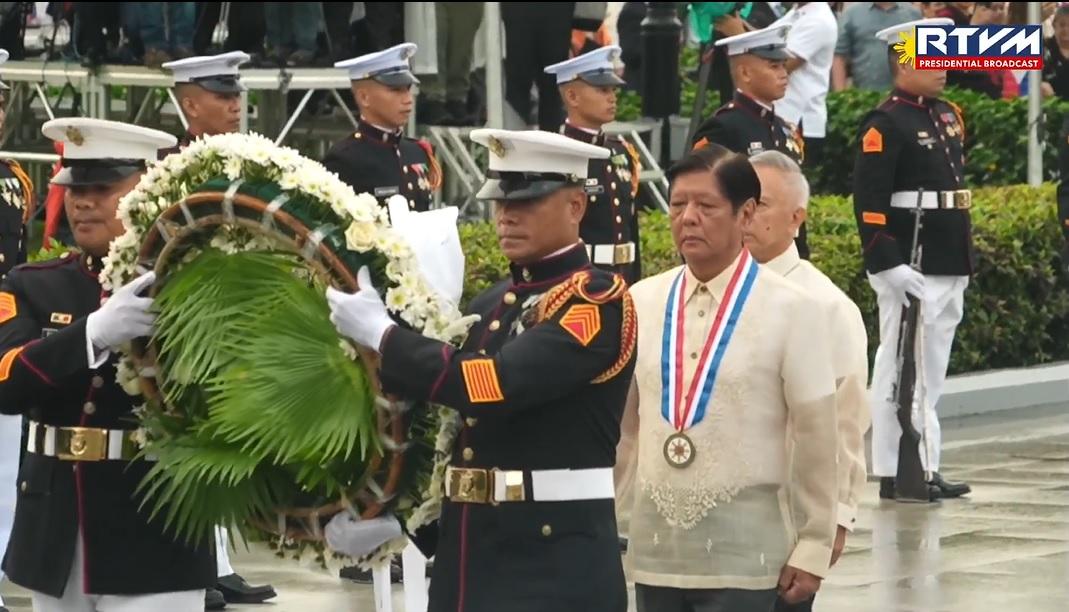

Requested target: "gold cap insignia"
[
  {"left": 65, "top": 126, "right": 84, "bottom": 146},
  {"left": 487, "top": 136, "right": 505, "bottom": 158}
]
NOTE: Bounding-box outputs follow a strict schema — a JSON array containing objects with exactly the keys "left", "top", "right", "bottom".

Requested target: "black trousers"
[
  {"left": 636, "top": 584, "right": 778, "bottom": 612},
  {"left": 501, "top": 2, "right": 575, "bottom": 130},
  {"left": 803, "top": 136, "right": 825, "bottom": 170}
]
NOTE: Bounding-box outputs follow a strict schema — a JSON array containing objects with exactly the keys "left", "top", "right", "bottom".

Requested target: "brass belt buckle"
[
  {"left": 953, "top": 190, "right": 972, "bottom": 210},
  {"left": 57, "top": 427, "right": 107, "bottom": 462},
  {"left": 613, "top": 243, "right": 634, "bottom": 265},
  {"left": 447, "top": 467, "right": 490, "bottom": 504}
]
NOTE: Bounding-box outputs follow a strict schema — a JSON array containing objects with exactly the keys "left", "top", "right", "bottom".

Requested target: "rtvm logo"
[{"left": 897, "top": 25, "right": 1042, "bottom": 70}]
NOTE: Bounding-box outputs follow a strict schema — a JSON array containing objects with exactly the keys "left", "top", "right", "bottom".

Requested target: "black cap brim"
[
  {"left": 52, "top": 164, "right": 145, "bottom": 187},
  {"left": 372, "top": 70, "right": 419, "bottom": 87},
  {"left": 476, "top": 178, "right": 574, "bottom": 201},
  {"left": 579, "top": 70, "right": 625, "bottom": 87},
  {"left": 190, "top": 76, "right": 246, "bottom": 94},
  {"left": 750, "top": 46, "right": 789, "bottom": 61}
]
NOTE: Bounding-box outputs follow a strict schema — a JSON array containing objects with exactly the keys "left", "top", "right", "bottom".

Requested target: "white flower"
[
  {"left": 344, "top": 221, "right": 377, "bottom": 252},
  {"left": 384, "top": 286, "right": 410, "bottom": 312},
  {"left": 223, "top": 157, "right": 244, "bottom": 180},
  {"left": 129, "top": 427, "right": 149, "bottom": 449}
]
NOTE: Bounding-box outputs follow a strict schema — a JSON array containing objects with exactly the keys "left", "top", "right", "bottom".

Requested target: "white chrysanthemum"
[
  {"left": 384, "top": 286, "right": 410, "bottom": 312},
  {"left": 223, "top": 157, "right": 243, "bottom": 181}
]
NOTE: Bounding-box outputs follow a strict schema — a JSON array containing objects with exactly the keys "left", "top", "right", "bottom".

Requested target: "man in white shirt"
[
  {"left": 745, "top": 150, "right": 871, "bottom": 612},
  {"left": 773, "top": 2, "right": 838, "bottom": 167},
  {"left": 619, "top": 143, "right": 838, "bottom": 612}
]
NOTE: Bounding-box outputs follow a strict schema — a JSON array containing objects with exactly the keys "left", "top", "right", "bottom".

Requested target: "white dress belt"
[
  {"left": 889, "top": 190, "right": 972, "bottom": 210},
  {"left": 585, "top": 242, "right": 636, "bottom": 266}
]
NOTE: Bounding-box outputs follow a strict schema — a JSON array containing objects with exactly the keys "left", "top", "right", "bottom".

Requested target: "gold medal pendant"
[{"left": 663, "top": 432, "right": 695, "bottom": 468}]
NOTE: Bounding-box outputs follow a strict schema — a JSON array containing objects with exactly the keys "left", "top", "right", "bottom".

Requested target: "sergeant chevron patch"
[
  {"left": 560, "top": 304, "right": 601, "bottom": 346},
  {"left": 862, "top": 127, "right": 883, "bottom": 153},
  {"left": 0, "top": 292, "right": 15, "bottom": 324}
]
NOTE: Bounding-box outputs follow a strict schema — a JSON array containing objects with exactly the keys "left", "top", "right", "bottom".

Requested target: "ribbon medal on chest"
[
  {"left": 660, "top": 251, "right": 758, "bottom": 468},
  {"left": 612, "top": 154, "right": 631, "bottom": 183},
  {"left": 939, "top": 112, "right": 960, "bottom": 138}
]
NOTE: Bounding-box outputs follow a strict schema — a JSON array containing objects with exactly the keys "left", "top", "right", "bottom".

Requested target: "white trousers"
[
  {"left": 869, "top": 273, "right": 968, "bottom": 477},
  {"left": 0, "top": 414, "right": 21, "bottom": 607},
  {"left": 31, "top": 538, "right": 204, "bottom": 612},
  {"left": 0, "top": 412, "right": 20, "bottom": 607},
  {"left": 215, "top": 526, "right": 233, "bottom": 577}
]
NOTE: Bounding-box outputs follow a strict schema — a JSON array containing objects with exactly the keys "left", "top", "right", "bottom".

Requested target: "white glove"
[
  {"left": 86, "top": 271, "right": 157, "bottom": 350},
  {"left": 874, "top": 264, "right": 924, "bottom": 306},
  {"left": 326, "top": 266, "right": 395, "bottom": 351},
  {"left": 324, "top": 512, "right": 403, "bottom": 559},
  {"left": 387, "top": 196, "right": 465, "bottom": 308}
]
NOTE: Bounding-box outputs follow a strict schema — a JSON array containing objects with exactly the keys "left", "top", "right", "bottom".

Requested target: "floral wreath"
[{"left": 102, "top": 132, "right": 473, "bottom": 569}]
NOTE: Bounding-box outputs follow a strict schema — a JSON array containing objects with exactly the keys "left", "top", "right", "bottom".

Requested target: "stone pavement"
[{"left": 3, "top": 406, "right": 1068, "bottom": 612}]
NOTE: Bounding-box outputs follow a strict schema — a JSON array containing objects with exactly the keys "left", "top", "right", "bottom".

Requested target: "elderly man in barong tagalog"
[
  {"left": 617, "top": 143, "right": 838, "bottom": 612},
  {"left": 744, "top": 150, "right": 870, "bottom": 612}
]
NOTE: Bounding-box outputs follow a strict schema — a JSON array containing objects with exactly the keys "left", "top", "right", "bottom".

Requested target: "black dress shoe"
[
  {"left": 206, "top": 587, "right": 227, "bottom": 610},
  {"left": 619, "top": 536, "right": 629, "bottom": 553},
  {"left": 879, "top": 477, "right": 895, "bottom": 500},
  {"left": 217, "top": 572, "right": 277, "bottom": 604},
  {"left": 880, "top": 477, "right": 942, "bottom": 502},
  {"left": 929, "top": 472, "right": 971, "bottom": 498}
]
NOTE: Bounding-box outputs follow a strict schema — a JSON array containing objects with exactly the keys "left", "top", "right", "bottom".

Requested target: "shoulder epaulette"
[
  {"left": 876, "top": 96, "right": 899, "bottom": 111},
  {"left": 537, "top": 270, "right": 628, "bottom": 323},
  {"left": 18, "top": 252, "right": 79, "bottom": 272},
  {"left": 713, "top": 102, "right": 736, "bottom": 117}
]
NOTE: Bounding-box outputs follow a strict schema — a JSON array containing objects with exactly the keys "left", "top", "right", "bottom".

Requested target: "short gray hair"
[{"left": 749, "top": 150, "right": 810, "bottom": 210}]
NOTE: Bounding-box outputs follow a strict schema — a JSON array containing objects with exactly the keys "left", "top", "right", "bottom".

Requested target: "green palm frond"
[
  {"left": 138, "top": 436, "right": 293, "bottom": 546},
  {"left": 141, "top": 248, "right": 380, "bottom": 544}
]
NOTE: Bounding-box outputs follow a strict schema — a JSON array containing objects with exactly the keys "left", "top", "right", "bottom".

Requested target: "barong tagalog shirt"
[
  {"left": 766, "top": 242, "right": 870, "bottom": 531},
  {"left": 622, "top": 249, "right": 839, "bottom": 589}
]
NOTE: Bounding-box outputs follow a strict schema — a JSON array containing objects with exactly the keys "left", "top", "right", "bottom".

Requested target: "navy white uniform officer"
[{"left": 326, "top": 130, "right": 637, "bottom": 612}]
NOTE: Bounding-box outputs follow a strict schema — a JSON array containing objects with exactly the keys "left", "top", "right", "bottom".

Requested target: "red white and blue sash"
[{"left": 660, "top": 250, "right": 759, "bottom": 430}]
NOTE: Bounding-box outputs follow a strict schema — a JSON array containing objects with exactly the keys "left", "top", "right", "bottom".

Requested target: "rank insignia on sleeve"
[
  {"left": 50, "top": 312, "right": 72, "bottom": 325},
  {"left": 462, "top": 359, "right": 505, "bottom": 403},
  {"left": 559, "top": 304, "right": 602, "bottom": 346},
  {"left": 862, "top": 212, "right": 887, "bottom": 226},
  {"left": 862, "top": 127, "right": 883, "bottom": 153},
  {"left": 0, "top": 346, "right": 22, "bottom": 381},
  {"left": 0, "top": 292, "right": 15, "bottom": 324}
]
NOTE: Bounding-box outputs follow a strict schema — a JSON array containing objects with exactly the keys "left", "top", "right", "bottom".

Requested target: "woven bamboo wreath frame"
[{"left": 129, "top": 186, "right": 407, "bottom": 542}]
